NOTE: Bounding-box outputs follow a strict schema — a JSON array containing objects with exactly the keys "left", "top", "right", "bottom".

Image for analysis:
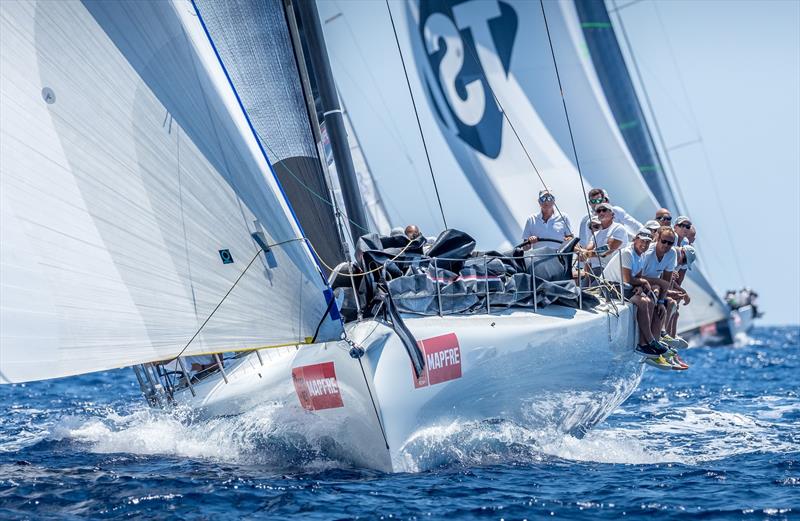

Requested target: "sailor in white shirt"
[
  {"left": 641, "top": 227, "right": 690, "bottom": 352},
  {"left": 520, "top": 190, "right": 574, "bottom": 249},
  {"left": 579, "top": 188, "right": 643, "bottom": 246},
  {"left": 674, "top": 216, "right": 693, "bottom": 247},
  {"left": 577, "top": 203, "right": 629, "bottom": 282},
  {"left": 602, "top": 229, "right": 669, "bottom": 356}
]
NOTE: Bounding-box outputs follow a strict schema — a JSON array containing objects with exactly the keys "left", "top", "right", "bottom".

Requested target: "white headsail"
[{"left": 0, "top": 0, "right": 342, "bottom": 383}]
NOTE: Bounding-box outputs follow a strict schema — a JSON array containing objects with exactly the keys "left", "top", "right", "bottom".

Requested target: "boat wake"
[{"left": 6, "top": 388, "right": 794, "bottom": 474}]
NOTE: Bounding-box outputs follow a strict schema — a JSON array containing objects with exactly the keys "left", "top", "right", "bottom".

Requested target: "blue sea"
[{"left": 1, "top": 326, "right": 797, "bottom": 520}]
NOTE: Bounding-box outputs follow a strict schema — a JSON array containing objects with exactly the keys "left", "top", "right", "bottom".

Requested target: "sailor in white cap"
[
  {"left": 579, "top": 188, "right": 643, "bottom": 247},
  {"left": 577, "top": 202, "right": 629, "bottom": 283},
  {"left": 673, "top": 216, "right": 693, "bottom": 246},
  {"left": 520, "top": 190, "right": 574, "bottom": 249},
  {"left": 602, "top": 228, "right": 670, "bottom": 361}
]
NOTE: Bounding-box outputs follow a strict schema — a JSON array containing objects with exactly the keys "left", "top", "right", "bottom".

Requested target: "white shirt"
[
  {"left": 521, "top": 211, "right": 574, "bottom": 245},
  {"left": 602, "top": 244, "right": 646, "bottom": 283},
  {"left": 588, "top": 222, "right": 628, "bottom": 268},
  {"left": 640, "top": 244, "right": 677, "bottom": 278},
  {"left": 579, "top": 205, "right": 643, "bottom": 246}
]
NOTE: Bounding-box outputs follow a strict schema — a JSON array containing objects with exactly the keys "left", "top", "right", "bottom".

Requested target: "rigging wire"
[
  {"left": 537, "top": 0, "right": 604, "bottom": 273},
  {"left": 648, "top": 1, "right": 746, "bottom": 286},
  {"left": 610, "top": 0, "right": 690, "bottom": 216},
  {"left": 164, "top": 237, "right": 308, "bottom": 364},
  {"left": 429, "top": 0, "right": 584, "bottom": 244},
  {"left": 538, "top": 0, "right": 597, "bottom": 233},
  {"left": 385, "top": 0, "right": 448, "bottom": 230}
]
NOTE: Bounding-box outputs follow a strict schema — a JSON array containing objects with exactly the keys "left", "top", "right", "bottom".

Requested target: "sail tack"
[{"left": 0, "top": 0, "right": 342, "bottom": 383}]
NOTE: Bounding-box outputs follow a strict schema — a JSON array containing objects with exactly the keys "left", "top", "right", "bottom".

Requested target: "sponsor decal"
[
  {"left": 417, "top": 0, "right": 518, "bottom": 158},
  {"left": 413, "top": 333, "right": 463, "bottom": 388},
  {"left": 700, "top": 323, "right": 718, "bottom": 336},
  {"left": 292, "top": 362, "right": 344, "bottom": 411}
]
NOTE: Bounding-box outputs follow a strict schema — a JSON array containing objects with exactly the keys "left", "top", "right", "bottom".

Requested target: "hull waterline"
[{"left": 173, "top": 304, "right": 642, "bottom": 472}]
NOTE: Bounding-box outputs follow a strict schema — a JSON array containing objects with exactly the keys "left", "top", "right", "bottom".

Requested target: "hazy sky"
[
  {"left": 319, "top": 0, "right": 799, "bottom": 325},
  {"left": 612, "top": 0, "right": 799, "bottom": 324}
]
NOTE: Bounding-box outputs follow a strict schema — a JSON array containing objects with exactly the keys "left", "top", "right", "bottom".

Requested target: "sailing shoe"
[
  {"left": 635, "top": 343, "right": 665, "bottom": 359},
  {"left": 648, "top": 339, "right": 670, "bottom": 355},
  {"left": 644, "top": 355, "right": 673, "bottom": 371},
  {"left": 664, "top": 349, "right": 689, "bottom": 370},
  {"left": 661, "top": 333, "right": 690, "bottom": 350}
]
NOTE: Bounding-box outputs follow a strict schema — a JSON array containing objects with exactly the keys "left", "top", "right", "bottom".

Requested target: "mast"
[{"left": 293, "top": 0, "right": 369, "bottom": 243}]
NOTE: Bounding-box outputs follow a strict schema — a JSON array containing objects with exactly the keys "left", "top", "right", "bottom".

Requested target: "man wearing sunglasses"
[
  {"left": 578, "top": 188, "right": 642, "bottom": 247},
  {"left": 674, "top": 216, "right": 693, "bottom": 247},
  {"left": 654, "top": 208, "right": 673, "bottom": 226},
  {"left": 601, "top": 228, "right": 670, "bottom": 361},
  {"left": 641, "top": 227, "right": 691, "bottom": 359},
  {"left": 576, "top": 203, "right": 628, "bottom": 284},
  {"left": 521, "top": 190, "right": 574, "bottom": 249}
]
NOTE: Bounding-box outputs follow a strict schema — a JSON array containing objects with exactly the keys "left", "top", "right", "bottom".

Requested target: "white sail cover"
[{"left": 0, "top": 0, "right": 342, "bottom": 383}]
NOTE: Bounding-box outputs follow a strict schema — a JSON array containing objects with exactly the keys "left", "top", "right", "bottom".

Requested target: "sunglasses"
[
  {"left": 660, "top": 239, "right": 675, "bottom": 246},
  {"left": 656, "top": 215, "right": 672, "bottom": 222},
  {"left": 596, "top": 208, "right": 611, "bottom": 213},
  {"left": 677, "top": 223, "right": 692, "bottom": 229},
  {"left": 588, "top": 197, "right": 604, "bottom": 204},
  {"left": 538, "top": 195, "right": 555, "bottom": 203}
]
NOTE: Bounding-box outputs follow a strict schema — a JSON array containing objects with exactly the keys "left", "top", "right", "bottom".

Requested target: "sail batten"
[{"left": 1, "top": 0, "right": 342, "bottom": 384}]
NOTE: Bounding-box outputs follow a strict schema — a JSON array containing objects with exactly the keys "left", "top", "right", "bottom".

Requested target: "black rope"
[
  {"left": 385, "top": 0, "right": 448, "bottom": 229},
  {"left": 424, "top": 0, "right": 573, "bottom": 237},
  {"left": 357, "top": 357, "right": 390, "bottom": 450},
  {"left": 539, "top": 0, "right": 595, "bottom": 238},
  {"left": 539, "top": 0, "right": 605, "bottom": 283}
]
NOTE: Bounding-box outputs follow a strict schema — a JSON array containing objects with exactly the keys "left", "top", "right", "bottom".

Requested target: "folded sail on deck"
[{"left": 0, "top": 0, "right": 342, "bottom": 383}]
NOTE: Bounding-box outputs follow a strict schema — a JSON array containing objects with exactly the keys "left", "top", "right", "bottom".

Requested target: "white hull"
[{"left": 174, "top": 304, "right": 641, "bottom": 472}]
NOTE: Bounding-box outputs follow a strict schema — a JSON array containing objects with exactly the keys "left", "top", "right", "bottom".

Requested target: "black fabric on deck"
[{"left": 351, "top": 229, "right": 591, "bottom": 316}]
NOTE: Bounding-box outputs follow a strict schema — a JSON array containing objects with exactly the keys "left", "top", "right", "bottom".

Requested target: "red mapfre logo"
[
  {"left": 292, "top": 362, "right": 344, "bottom": 411},
  {"left": 413, "top": 333, "right": 462, "bottom": 388}
]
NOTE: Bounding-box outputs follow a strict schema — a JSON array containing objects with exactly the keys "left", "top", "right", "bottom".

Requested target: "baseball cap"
[
  {"left": 644, "top": 220, "right": 660, "bottom": 232},
  {"left": 675, "top": 216, "right": 691, "bottom": 226},
  {"left": 635, "top": 228, "right": 653, "bottom": 241},
  {"left": 595, "top": 202, "right": 614, "bottom": 212}
]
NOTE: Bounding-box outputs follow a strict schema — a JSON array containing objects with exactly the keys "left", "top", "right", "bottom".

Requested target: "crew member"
[
  {"left": 602, "top": 228, "right": 669, "bottom": 359},
  {"left": 579, "top": 188, "right": 643, "bottom": 246},
  {"left": 576, "top": 203, "right": 628, "bottom": 284},
  {"left": 641, "top": 227, "right": 690, "bottom": 363},
  {"left": 654, "top": 208, "right": 673, "bottom": 227},
  {"left": 674, "top": 216, "right": 693, "bottom": 246},
  {"left": 521, "top": 190, "right": 574, "bottom": 249}
]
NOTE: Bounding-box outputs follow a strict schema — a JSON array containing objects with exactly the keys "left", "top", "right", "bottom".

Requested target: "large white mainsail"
[{"left": 0, "top": 0, "right": 342, "bottom": 384}]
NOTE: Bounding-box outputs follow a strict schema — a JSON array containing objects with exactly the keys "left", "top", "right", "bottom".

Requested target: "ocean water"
[{"left": 1, "top": 326, "right": 797, "bottom": 520}]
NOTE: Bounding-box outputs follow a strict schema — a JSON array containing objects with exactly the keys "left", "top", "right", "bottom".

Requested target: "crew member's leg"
[{"left": 631, "top": 294, "right": 653, "bottom": 344}]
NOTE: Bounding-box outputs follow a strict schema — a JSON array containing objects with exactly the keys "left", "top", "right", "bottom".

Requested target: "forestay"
[
  {"left": 191, "top": 0, "right": 346, "bottom": 271},
  {"left": 0, "top": 0, "right": 342, "bottom": 384}
]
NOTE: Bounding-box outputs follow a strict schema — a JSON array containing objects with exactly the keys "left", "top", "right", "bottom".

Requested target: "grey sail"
[
  {"left": 0, "top": 0, "right": 343, "bottom": 383},
  {"left": 191, "top": 0, "right": 346, "bottom": 271}
]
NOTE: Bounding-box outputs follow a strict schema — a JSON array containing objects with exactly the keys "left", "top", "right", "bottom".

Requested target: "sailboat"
[
  {"left": 1, "top": 0, "right": 644, "bottom": 473},
  {"left": 323, "top": 0, "right": 730, "bottom": 341}
]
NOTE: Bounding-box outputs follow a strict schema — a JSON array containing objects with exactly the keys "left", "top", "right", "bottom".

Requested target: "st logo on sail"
[{"left": 417, "top": 0, "right": 518, "bottom": 158}]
